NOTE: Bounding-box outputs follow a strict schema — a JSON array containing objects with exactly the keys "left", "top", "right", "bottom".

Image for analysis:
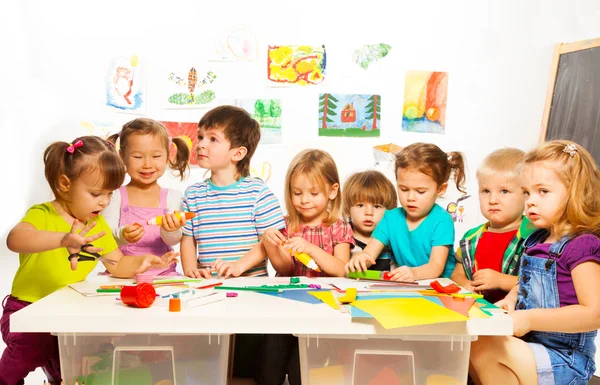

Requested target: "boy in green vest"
[{"left": 451, "top": 148, "right": 535, "bottom": 303}]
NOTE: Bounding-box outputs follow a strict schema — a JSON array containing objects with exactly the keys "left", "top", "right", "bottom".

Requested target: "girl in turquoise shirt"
[{"left": 345, "top": 142, "right": 466, "bottom": 281}]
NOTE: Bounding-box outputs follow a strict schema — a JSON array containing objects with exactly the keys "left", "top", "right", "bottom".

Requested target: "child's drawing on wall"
[
  {"left": 319, "top": 93, "right": 380, "bottom": 138},
  {"left": 402, "top": 70, "right": 448, "bottom": 134},
  {"left": 106, "top": 55, "right": 145, "bottom": 112},
  {"left": 268, "top": 45, "right": 326, "bottom": 86},
  {"left": 166, "top": 67, "right": 216, "bottom": 108}
]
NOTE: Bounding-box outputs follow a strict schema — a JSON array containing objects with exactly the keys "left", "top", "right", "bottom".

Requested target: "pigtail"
[
  {"left": 107, "top": 132, "right": 120, "bottom": 150},
  {"left": 43, "top": 141, "right": 71, "bottom": 200},
  {"left": 447, "top": 151, "right": 467, "bottom": 193},
  {"left": 170, "top": 136, "right": 191, "bottom": 181}
]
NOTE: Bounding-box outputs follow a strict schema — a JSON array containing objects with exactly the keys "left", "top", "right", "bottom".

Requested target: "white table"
[{"left": 11, "top": 276, "right": 513, "bottom": 385}]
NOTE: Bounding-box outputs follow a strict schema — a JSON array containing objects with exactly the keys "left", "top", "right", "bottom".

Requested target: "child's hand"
[
  {"left": 345, "top": 252, "right": 376, "bottom": 273},
  {"left": 472, "top": 269, "right": 502, "bottom": 291},
  {"left": 389, "top": 266, "right": 416, "bottom": 282},
  {"left": 161, "top": 212, "right": 187, "bottom": 233},
  {"left": 495, "top": 296, "right": 517, "bottom": 313},
  {"left": 184, "top": 267, "right": 212, "bottom": 279},
  {"left": 135, "top": 251, "right": 180, "bottom": 274},
  {"left": 510, "top": 310, "right": 531, "bottom": 337},
  {"left": 263, "top": 227, "right": 286, "bottom": 247},
  {"left": 123, "top": 224, "right": 145, "bottom": 244},
  {"left": 212, "top": 259, "right": 243, "bottom": 278},
  {"left": 62, "top": 219, "right": 106, "bottom": 270},
  {"left": 285, "top": 237, "right": 311, "bottom": 256},
  {"left": 463, "top": 282, "right": 479, "bottom": 293}
]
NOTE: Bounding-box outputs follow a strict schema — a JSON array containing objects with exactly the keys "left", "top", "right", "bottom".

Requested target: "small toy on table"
[{"left": 430, "top": 280, "right": 460, "bottom": 294}]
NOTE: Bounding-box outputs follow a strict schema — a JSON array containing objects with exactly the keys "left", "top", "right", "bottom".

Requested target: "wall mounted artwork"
[
  {"left": 318, "top": 93, "right": 380, "bottom": 138},
  {"left": 353, "top": 43, "right": 392, "bottom": 70},
  {"left": 402, "top": 71, "right": 448, "bottom": 134},
  {"left": 105, "top": 55, "right": 146, "bottom": 112},
  {"left": 268, "top": 45, "right": 326, "bottom": 86},
  {"left": 212, "top": 25, "right": 258, "bottom": 61},
  {"left": 236, "top": 99, "right": 282, "bottom": 144},
  {"left": 166, "top": 67, "right": 217, "bottom": 108}
]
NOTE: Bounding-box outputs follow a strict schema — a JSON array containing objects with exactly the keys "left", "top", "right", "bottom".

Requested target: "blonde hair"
[
  {"left": 477, "top": 148, "right": 525, "bottom": 182},
  {"left": 395, "top": 142, "right": 467, "bottom": 193},
  {"left": 524, "top": 140, "right": 600, "bottom": 237},
  {"left": 284, "top": 149, "right": 341, "bottom": 233},
  {"left": 342, "top": 170, "right": 398, "bottom": 219}
]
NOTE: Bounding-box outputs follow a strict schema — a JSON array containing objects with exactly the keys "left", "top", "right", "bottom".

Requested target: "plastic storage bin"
[
  {"left": 57, "top": 333, "right": 230, "bottom": 385},
  {"left": 298, "top": 334, "right": 474, "bottom": 385}
]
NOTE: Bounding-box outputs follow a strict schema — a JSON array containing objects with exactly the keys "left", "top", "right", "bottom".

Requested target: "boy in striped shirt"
[{"left": 181, "top": 105, "right": 285, "bottom": 278}]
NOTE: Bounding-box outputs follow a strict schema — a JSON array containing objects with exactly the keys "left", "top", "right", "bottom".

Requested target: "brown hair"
[
  {"left": 342, "top": 170, "right": 398, "bottom": 218},
  {"left": 477, "top": 148, "right": 525, "bottom": 182},
  {"left": 284, "top": 149, "right": 341, "bottom": 233},
  {"left": 395, "top": 142, "right": 466, "bottom": 193},
  {"left": 524, "top": 140, "right": 600, "bottom": 237},
  {"left": 108, "top": 118, "right": 190, "bottom": 180},
  {"left": 198, "top": 105, "right": 261, "bottom": 178},
  {"left": 44, "top": 136, "right": 125, "bottom": 203}
]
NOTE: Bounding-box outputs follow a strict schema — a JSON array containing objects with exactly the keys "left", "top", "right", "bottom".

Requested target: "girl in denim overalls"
[
  {"left": 104, "top": 119, "right": 191, "bottom": 274},
  {"left": 470, "top": 140, "right": 600, "bottom": 385}
]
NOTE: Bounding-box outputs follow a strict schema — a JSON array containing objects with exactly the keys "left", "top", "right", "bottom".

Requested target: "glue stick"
[{"left": 147, "top": 211, "right": 196, "bottom": 225}]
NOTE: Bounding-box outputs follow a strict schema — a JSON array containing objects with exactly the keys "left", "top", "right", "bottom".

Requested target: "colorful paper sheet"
[
  {"left": 308, "top": 291, "right": 339, "bottom": 310},
  {"left": 260, "top": 289, "right": 324, "bottom": 305},
  {"left": 438, "top": 296, "right": 476, "bottom": 317},
  {"left": 468, "top": 305, "right": 491, "bottom": 319},
  {"left": 351, "top": 298, "right": 468, "bottom": 329}
]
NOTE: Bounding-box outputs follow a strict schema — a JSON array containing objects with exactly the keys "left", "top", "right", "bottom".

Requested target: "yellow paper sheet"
[
  {"left": 468, "top": 305, "right": 491, "bottom": 319},
  {"left": 309, "top": 291, "right": 339, "bottom": 310},
  {"left": 351, "top": 297, "right": 468, "bottom": 329}
]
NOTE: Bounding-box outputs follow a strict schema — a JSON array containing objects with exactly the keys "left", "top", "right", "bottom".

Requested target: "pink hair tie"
[{"left": 66, "top": 139, "right": 83, "bottom": 154}]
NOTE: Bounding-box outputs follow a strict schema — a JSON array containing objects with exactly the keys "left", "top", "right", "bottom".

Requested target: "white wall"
[{"left": 1, "top": 1, "right": 599, "bottom": 382}]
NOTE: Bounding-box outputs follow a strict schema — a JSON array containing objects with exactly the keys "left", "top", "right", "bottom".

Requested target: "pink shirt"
[{"left": 281, "top": 217, "right": 355, "bottom": 277}]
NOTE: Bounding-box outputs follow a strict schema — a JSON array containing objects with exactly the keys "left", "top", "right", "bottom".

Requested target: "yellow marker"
[
  {"left": 451, "top": 292, "right": 483, "bottom": 299},
  {"left": 293, "top": 252, "right": 321, "bottom": 272},
  {"left": 338, "top": 288, "right": 357, "bottom": 304},
  {"left": 147, "top": 211, "right": 196, "bottom": 225}
]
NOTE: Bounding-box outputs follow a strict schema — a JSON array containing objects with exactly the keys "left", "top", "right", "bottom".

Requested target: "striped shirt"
[{"left": 182, "top": 177, "right": 285, "bottom": 276}]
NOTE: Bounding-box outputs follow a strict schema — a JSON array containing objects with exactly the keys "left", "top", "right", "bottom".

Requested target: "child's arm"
[
  {"left": 159, "top": 190, "right": 185, "bottom": 246},
  {"left": 345, "top": 238, "right": 386, "bottom": 273},
  {"left": 308, "top": 242, "right": 351, "bottom": 277},
  {"left": 7, "top": 221, "right": 106, "bottom": 254},
  {"left": 450, "top": 262, "right": 472, "bottom": 289},
  {"left": 392, "top": 245, "right": 449, "bottom": 282},
  {"left": 213, "top": 242, "right": 269, "bottom": 278},
  {"left": 512, "top": 261, "right": 600, "bottom": 337},
  {"left": 181, "top": 235, "right": 209, "bottom": 278},
  {"left": 101, "top": 248, "right": 179, "bottom": 278}
]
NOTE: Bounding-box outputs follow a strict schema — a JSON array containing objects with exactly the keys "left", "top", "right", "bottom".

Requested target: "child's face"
[
  {"left": 522, "top": 162, "right": 568, "bottom": 230},
  {"left": 396, "top": 168, "right": 446, "bottom": 222},
  {"left": 478, "top": 173, "right": 525, "bottom": 230},
  {"left": 350, "top": 202, "right": 386, "bottom": 237},
  {"left": 62, "top": 170, "right": 113, "bottom": 223},
  {"left": 291, "top": 174, "right": 339, "bottom": 226},
  {"left": 196, "top": 126, "right": 237, "bottom": 173},
  {"left": 123, "top": 133, "right": 168, "bottom": 186}
]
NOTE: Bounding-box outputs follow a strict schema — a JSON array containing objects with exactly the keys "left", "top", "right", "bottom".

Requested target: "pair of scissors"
[{"left": 67, "top": 243, "right": 117, "bottom": 265}]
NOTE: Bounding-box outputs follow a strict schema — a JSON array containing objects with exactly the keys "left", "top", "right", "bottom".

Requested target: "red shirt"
[{"left": 474, "top": 229, "right": 517, "bottom": 303}]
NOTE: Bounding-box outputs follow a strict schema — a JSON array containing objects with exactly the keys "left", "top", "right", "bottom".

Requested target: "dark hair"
[
  {"left": 395, "top": 142, "right": 466, "bottom": 193},
  {"left": 198, "top": 105, "right": 261, "bottom": 177},
  {"left": 108, "top": 118, "right": 190, "bottom": 180},
  {"left": 44, "top": 136, "right": 125, "bottom": 202},
  {"left": 342, "top": 170, "right": 398, "bottom": 218}
]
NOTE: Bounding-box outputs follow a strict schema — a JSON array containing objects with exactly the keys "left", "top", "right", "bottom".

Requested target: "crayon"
[
  {"left": 147, "top": 211, "right": 196, "bottom": 226},
  {"left": 293, "top": 252, "right": 321, "bottom": 272}
]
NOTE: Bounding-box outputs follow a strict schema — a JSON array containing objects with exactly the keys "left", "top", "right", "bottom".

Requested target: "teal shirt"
[{"left": 372, "top": 204, "right": 456, "bottom": 278}]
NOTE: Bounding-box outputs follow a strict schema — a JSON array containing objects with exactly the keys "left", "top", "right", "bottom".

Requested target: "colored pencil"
[
  {"left": 213, "top": 286, "right": 282, "bottom": 293},
  {"left": 195, "top": 282, "right": 223, "bottom": 289}
]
